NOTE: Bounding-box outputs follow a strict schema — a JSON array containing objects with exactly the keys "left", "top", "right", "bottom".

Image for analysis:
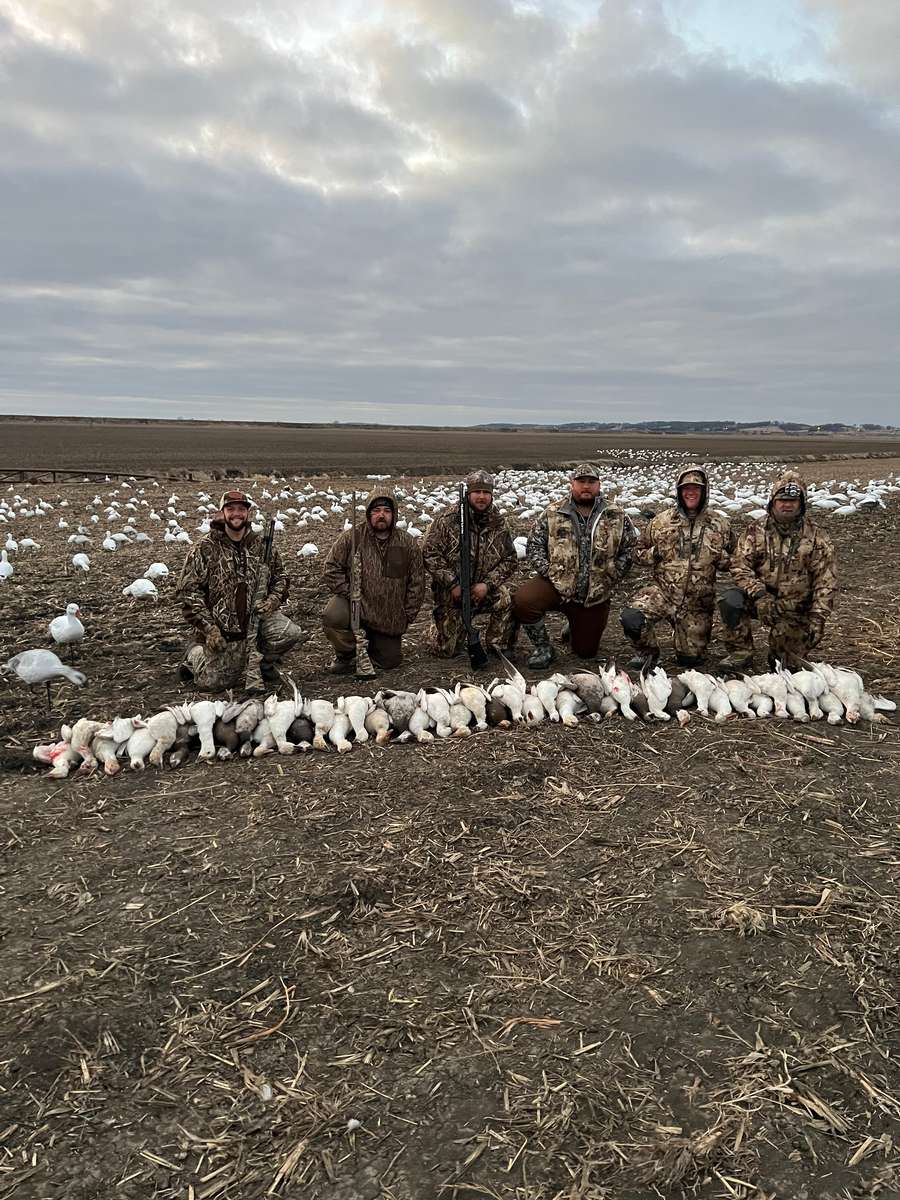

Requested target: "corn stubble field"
[{"left": 1, "top": 424, "right": 898, "bottom": 1200}]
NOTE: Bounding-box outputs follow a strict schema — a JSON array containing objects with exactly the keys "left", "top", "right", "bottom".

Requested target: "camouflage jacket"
[
  {"left": 730, "top": 472, "right": 837, "bottom": 619},
  {"left": 176, "top": 520, "right": 289, "bottom": 639},
  {"left": 528, "top": 496, "right": 636, "bottom": 606},
  {"left": 422, "top": 502, "right": 517, "bottom": 597},
  {"left": 323, "top": 487, "right": 425, "bottom": 636},
  {"left": 634, "top": 467, "right": 735, "bottom": 609}
]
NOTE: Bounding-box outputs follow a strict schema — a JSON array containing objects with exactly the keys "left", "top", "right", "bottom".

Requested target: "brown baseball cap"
[
  {"left": 571, "top": 462, "right": 600, "bottom": 480},
  {"left": 219, "top": 489, "right": 253, "bottom": 509}
]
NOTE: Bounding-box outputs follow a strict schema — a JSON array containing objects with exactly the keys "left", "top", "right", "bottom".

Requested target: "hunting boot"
[
  {"left": 628, "top": 647, "right": 659, "bottom": 673},
  {"left": 328, "top": 654, "right": 355, "bottom": 675},
  {"left": 523, "top": 619, "right": 555, "bottom": 670}
]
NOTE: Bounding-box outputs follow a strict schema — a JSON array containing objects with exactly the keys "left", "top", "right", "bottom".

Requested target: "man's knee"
[
  {"left": 718, "top": 588, "right": 746, "bottom": 629},
  {"left": 322, "top": 595, "right": 351, "bottom": 631},
  {"left": 371, "top": 634, "right": 402, "bottom": 670},
  {"left": 513, "top": 578, "right": 558, "bottom": 624},
  {"left": 620, "top": 607, "right": 646, "bottom": 640},
  {"left": 260, "top": 611, "right": 304, "bottom": 656}
]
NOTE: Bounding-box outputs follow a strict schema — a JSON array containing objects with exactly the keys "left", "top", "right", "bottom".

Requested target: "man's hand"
[
  {"left": 755, "top": 594, "right": 776, "bottom": 625},
  {"left": 254, "top": 595, "right": 280, "bottom": 617},
  {"left": 450, "top": 584, "right": 462, "bottom": 603},
  {"left": 206, "top": 626, "right": 226, "bottom": 652},
  {"left": 808, "top": 614, "right": 825, "bottom": 648},
  {"left": 471, "top": 582, "right": 489, "bottom": 604}
]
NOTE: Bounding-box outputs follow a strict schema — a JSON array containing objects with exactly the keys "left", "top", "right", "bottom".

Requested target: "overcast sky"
[{"left": 2, "top": 0, "right": 899, "bottom": 425}]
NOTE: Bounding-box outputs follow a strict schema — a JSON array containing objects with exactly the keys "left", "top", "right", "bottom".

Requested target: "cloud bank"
[{"left": 1, "top": 0, "right": 898, "bottom": 424}]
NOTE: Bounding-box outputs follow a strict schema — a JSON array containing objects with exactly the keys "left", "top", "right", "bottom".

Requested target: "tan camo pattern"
[
  {"left": 724, "top": 471, "right": 838, "bottom": 667},
  {"left": 176, "top": 520, "right": 289, "bottom": 638},
  {"left": 184, "top": 611, "right": 302, "bottom": 690},
  {"left": 528, "top": 498, "right": 635, "bottom": 607},
  {"left": 422, "top": 499, "right": 518, "bottom": 656},
  {"left": 629, "top": 466, "right": 735, "bottom": 657}
]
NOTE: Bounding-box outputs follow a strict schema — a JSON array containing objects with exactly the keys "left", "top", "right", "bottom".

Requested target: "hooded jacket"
[
  {"left": 527, "top": 493, "right": 636, "bottom": 606},
  {"left": 176, "top": 518, "right": 289, "bottom": 639},
  {"left": 633, "top": 465, "right": 735, "bottom": 609},
  {"left": 422, "top": 498, "right": 517, "bottom": 597},
  {"left": 323, "top": 488, "right": 426, "bottom": 635},
  {"left": 729, "top": 471, "right": 837, "bottom": 620}
]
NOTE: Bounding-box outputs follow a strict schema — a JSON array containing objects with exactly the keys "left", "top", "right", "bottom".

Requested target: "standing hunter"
[
  {"left": 175, "top": 488, "right": 306, "bottom": 693},
  {"left": 718, "top": 471, "right": 837, "bottom": 670},
  {"left": 422, "top": 470, "right": 518, "bottom": 659},
  {"left": 620, "top": 465, "right": 735, "bottom": 671},
  {"left": 321, "top": 487, "right": 425, "bottom": 674},
  {"left": 513, "top": 463, "right": 637, "bottom": 668}
]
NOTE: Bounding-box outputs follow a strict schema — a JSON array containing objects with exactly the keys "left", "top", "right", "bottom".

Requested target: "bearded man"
[
  {"left": 513, "top": 464, "right": 636, "bottom": 668},
  {"left": 176, "top": 489, "right": 305, "bottom": 693},
  {"left": 422, "top": 469, "right": 518, "bottom": 658},
  {"left": 321, "top": 488, "right": 425, "bottom": 673}
]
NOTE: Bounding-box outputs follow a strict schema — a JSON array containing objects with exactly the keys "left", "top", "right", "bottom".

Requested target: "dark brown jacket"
[{"left": 323, "top": 488, "right": 426, "bottom": 635}]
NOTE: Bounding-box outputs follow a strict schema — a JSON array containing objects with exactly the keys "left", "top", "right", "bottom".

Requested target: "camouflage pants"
[
  {"left": 429, "top": 584, "right": 516, "bottom": 658},
  {"left": 182, "top": 611, "right": 304, "bottom": 691},
  {"left": 720, "top": 596, "right": 816, "bottom": 670},
  {"left": 628, "top": 585, "right": 713, "bottom": 660}
]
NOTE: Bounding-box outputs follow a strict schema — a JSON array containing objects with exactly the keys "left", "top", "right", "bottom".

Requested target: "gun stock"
[
  {"left": 244, "top": 516, "right": 275, "bottom": 692},
  {"left": 459, "top": 483, "right": 489, "bottom": 670},
  {"left": 350, "top": 493, "right": 376, "bottom": 678}
]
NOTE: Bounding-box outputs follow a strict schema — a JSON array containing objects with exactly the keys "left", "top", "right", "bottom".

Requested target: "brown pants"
[
  {"left": 321, "top": 596, "right": 403, "bottom": 669},
  {"left": 513, "top": 577, "right": 611, "bottom": 659}
]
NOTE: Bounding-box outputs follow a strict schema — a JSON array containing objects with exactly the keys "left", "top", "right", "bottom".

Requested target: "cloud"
[{"left": 0, "top": 0, "right": 898, "bottom": 423}]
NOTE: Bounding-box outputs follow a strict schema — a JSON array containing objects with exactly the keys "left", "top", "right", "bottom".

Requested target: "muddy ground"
[
  {"left": 2, "top": 418, "right": 900, "bottom": 476},
  {"left": 1, "top": 460, "right": 898, "bottom": 1200}
]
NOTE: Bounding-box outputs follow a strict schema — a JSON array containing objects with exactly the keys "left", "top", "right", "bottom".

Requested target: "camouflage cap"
[
  {"left": 571, "top": 462, "right": 600, "bottom": 480},
  {"left": 773, "top": 481, "right": 803, "bottom": 499},
  {"left": 465, "top": 469, "right": 495, "bottom": 492},
  {"left": 219, "top": 489, "right": 254, "bottom": 509},
  {"left": 677, "top": 471, "right": 705, "bottom": 487}
]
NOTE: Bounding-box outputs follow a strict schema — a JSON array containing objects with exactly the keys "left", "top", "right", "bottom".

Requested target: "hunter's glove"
[
  {"left": 206, "top": 626, "right": 226, "bottom": 652},
  {"left": 808, "top": 614, "right": 825, "bottom": 648},
  {"left": 254, "top": 595, "right": 280, "bottom": 617},
  {"left": 755, "top": 594, "right": 777, "bottom": 625}
]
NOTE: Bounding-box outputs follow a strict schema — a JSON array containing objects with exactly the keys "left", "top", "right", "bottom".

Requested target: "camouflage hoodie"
[
  {"left": 422, "top": 498, "right": 517, "bottom": 597},
  {"left": 633, "top": 465, "right": 735, "bottom": 609},
  {"left": 729, "top": 471, "right": 837, "bottom": 619},
  {"left": 176, "top": 518, "right": 289, "bottom": 639},
  {"left": 323, "top": 487, "right": 426, "bottom": 635}
]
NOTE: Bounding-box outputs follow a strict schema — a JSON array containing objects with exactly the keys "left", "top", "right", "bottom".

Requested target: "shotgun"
[
  {"left": 350, "top": 493, "right": 376, "bottom": 679},
  {"left": 244, "top": 515, "right": 275, "bottom": 692},
  {"left": 459, "top": 483, "right": 489, "bottom": 670}
]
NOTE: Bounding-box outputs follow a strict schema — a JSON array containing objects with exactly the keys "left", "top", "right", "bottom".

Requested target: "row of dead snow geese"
[{"left": 19, "top": 655, "right": 895, "bottom": 778}]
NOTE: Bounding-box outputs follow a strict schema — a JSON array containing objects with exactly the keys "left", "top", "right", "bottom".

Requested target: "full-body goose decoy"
[
  {"left": 49, "top": 603, "right": 84, "bottom": 656},
  {"left": 3, "top": 649, "right": 86, "bottom": 709}
]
